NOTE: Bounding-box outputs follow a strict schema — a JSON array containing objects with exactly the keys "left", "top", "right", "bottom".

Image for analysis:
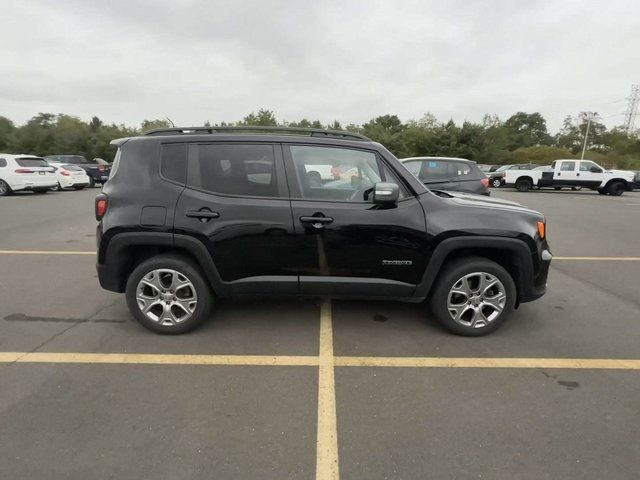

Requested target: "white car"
[
  {"left": 0, "top": 154, "right": 58, "bottom": 196},
  {"left": 48, "top": 163, "right": 91, "bottom": 190}
]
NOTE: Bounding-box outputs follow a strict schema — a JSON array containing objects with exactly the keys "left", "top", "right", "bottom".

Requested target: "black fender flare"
[
  {"left": 414, "top": 236, "right": 536, "bottom": 303},
  {"left": 98, "top": 231, "right": 228, "bottom": 295}
]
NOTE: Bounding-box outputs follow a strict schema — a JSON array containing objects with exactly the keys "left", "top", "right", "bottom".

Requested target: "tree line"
[{"left": 1, "top": 110, "right": 639, "bottom": 169}]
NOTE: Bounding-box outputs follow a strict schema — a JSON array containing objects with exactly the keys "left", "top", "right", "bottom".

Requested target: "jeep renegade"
[{"left": 96, "top": 126, "right": 551, "bottom": 336}]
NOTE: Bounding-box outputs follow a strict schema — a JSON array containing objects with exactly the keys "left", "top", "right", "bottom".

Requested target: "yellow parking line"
[
  {"left": 335, "top": 356, "right": 640, "bottom": 369},
  {"left": 316, "top": 300, "right": 340, "bottom": 480},
  {"left": 0, "top": 352, "right": 319, "bottom": 366},
  {"left": 2, "top": 352, "right": 640, "bottom": 370},
  {"left": 0, "top": 250, "right": 94, "bottom": 255},
  {"left": 554, "top": 256, "right": 640, "bottom": 261}
]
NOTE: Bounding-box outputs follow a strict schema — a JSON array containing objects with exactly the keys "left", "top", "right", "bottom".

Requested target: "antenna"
[{"left": 623, "top": 84, "right": 639, "bottom": 132}]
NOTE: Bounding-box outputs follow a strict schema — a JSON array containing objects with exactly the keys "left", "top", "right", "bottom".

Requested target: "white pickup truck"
[{"left": 504, "top": 159, "right": 637, "bottom": 196}]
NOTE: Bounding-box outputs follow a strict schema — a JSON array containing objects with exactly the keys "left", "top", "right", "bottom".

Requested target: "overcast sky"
[{"left": 1, "top": 0, "right": 639, "bottom": 132}]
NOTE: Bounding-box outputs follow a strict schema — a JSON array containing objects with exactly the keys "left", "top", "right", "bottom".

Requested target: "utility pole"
[
  {"left": 623, "top": 84, "right": 639, "bottom": 132},
  {"left": 579, "top": 111, "right": 597, "bottom": 160}
]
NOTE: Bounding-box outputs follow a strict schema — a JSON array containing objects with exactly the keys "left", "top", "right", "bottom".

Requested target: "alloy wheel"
[
  {"left": 136, "top": 269, "right": 198, "bottom": 326},
  {"left": 447, "top": 272, "right": 507, "bottom": 328}
]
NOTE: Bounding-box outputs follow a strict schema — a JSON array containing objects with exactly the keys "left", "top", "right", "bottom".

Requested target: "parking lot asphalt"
[{"left": 1, "top": 187, "right": 639, "bottom": 479}]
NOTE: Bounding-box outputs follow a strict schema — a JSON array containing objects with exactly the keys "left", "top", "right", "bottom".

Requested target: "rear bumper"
[{"left": 11, "top": 179, "right": 58, "bottom": 191}]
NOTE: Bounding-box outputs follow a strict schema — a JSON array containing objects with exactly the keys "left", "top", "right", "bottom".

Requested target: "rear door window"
[
  {"left": 188, "top": 144, "right": 279, "bottom": 197},
  {"left": 560, "top": 161, "right": 576, "bottom": 171}
]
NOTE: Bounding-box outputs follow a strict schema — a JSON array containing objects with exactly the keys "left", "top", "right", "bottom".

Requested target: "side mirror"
[
  {"left": 372, "top": 182, "right": 399, "bottom": 206},
  {"left": 590, "top": 166, "right": 602, "bottom": 173}
]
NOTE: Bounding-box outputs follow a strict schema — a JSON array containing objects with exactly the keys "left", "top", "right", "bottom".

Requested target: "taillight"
[
  {"left": 60, "top": 170, "right": 71, "bottom": 176},
  {"left": 15, "top": 168, "right": 34, "bottom": 174},
  {"left": 481, "top": 177, "right": 489, "bottom": 188},
  {"left": 95, "top": 194, "right": 108, "bottom": 221}
]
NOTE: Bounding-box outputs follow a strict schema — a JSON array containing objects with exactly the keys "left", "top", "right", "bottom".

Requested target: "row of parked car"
[{"left": 0, "top": 154, "right": 111, "bottom": 196}]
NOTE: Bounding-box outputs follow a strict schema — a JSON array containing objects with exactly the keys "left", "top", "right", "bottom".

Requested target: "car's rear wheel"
[
  {"left": 515, "top": 178, "right": 532, "bottom": 192},
  {"left": 428, "top": 257, "right": 516, "bottom": 336},
  {"left": 125, "top": 255, "right": 213, "bottom": 334},
  {"left": 607, "top": 181, "right": 625, "bottom": 196},
  {"left": 0, "top": 179, "right": 11, "bottom": 196}
]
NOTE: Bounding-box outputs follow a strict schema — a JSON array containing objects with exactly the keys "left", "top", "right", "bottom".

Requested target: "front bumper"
[{"left": 520, "top": 247, "right": 552, "bottom": 303}]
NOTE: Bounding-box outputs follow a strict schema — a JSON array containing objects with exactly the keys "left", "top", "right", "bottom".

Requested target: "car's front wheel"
[
  {"left": 428, "top": 257, "right": 516, "bottom": 336},
  {"left": 125, "top": 255, "right": 213, "bottom": 334},
  {"left": 491, "top": 178, "right": 502, "bottom": 188}
]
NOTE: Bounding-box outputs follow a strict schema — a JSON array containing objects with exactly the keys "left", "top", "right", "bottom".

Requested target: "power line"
[{"left": 623, "top": 84, "right": 639, "bottom": 131}]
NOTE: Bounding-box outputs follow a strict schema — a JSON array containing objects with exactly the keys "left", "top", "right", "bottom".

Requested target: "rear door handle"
[
  {"left": 186, "top": 209, "right": 220, "bottom": 222},
  {"left": 300, "top": 216, "right": 333, "bottom": 224}
]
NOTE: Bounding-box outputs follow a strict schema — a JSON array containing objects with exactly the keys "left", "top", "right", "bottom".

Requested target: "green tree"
[
  {"left": 240, "top": 109, "right": 278, "bottom": 126},
  {"left": 0, "top": 116, "right": 16, "bottom": 151},
  {"left": 504, "top": 112, "right": 551, "bottom": 149},
  {"left": 140, "top": 119, "right": 171, "bottom": 133}
]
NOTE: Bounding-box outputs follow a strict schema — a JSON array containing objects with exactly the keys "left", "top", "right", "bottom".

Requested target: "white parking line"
[{"left": 0, "top": 250, "right": 94, "bottom": 255}]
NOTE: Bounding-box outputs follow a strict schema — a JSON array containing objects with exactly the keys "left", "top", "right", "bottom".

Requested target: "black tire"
[
  {"left": 597, "top": 188, "right": 607, "bottom": 195},
  {"left": 491, "top": 178, "right": 502, "bottom": 188},
  {"left": 125, "top": 254, "right": 214, "bottom": 334},
  {"left": 50, "top": 183, "right": 61, "bottom": 192},
  {"left": 515, "top": 178, "right": 532, "bottom": 192},
  {"left": 428, "top": 256, "right": 516, "bottom": 336},
  {"left": 607, "top": 181, "right": 625, "bottom": 196},
  {"left": 89, "top": 177, "right": 95, "bottom": 188},
  {"left": 0, "top": 179, "right": 11, "bottom": 196}
]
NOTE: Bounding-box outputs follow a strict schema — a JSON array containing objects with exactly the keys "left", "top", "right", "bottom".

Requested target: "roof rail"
[{"left": 143, "top": 126, "right": 370, "bottom": 141}]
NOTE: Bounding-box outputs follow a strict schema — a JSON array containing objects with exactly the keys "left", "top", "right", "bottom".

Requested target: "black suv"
[{"left": 96, "top": 127, "right": 551, "bottom": 336}]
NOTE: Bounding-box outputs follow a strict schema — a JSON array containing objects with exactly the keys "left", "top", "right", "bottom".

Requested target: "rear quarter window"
[
  {"left": 0, "top": 158, "right": 6, "bottom": 168},
  {"left": 160, "top": 144, "right": 188, "bottom": 184}
]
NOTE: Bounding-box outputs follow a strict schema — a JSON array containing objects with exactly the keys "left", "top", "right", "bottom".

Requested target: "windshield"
[
  {"left": 495, "top": 165, "right": 510, "bottom": 172},
  {"left": 62, "top": 164, "right": 84, "bottom": 171}
]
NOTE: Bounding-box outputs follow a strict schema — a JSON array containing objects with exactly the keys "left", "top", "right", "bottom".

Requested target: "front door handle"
[
  {"left": 186, "top": 208, "right": 220, "bottom": 222},
  {"left": 300, "top": 215, "right": 333, "bottom": 228}
]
